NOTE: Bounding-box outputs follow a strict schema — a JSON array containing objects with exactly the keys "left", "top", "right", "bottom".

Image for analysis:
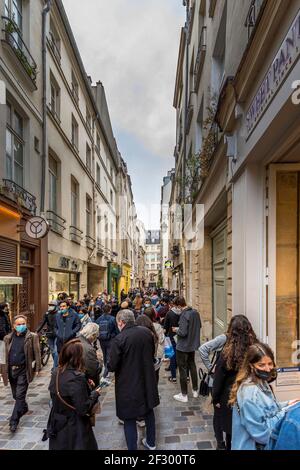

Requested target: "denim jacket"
[
  {"left": 232, "top": 379, "right": 289, "bottom": 450},
  {"left": 266, "top": 402, "right": 300, "bottom": 450}
]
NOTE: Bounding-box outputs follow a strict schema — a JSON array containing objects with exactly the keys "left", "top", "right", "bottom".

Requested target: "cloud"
[{"left": 62, "top": 0, "right": 184, "bottom": 159}]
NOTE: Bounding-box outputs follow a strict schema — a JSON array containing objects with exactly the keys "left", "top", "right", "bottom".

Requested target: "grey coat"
[
  {"left": 198, "top": 334, "right": 227, "bottom": 372},
  {"left": 176, "top": 307, "right": 201, "bottom": 353},
  {"left": 78, "top": 336, "right": 102, "bottom": 383}
]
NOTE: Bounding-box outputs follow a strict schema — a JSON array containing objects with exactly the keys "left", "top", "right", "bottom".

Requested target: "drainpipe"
[
  {"left": 41, "top": 0, "right": 52, "bottom": 214},
  {"left": 182, "top": 0, "right": 190, "bottom": 204}
]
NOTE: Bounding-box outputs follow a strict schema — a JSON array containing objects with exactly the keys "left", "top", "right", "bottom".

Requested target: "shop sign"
[
  {"left": 110, "top": 264, "right": 120, "bottom": 277},
  {"left": 165, "top": 260, "right": 174, "bottom": 269},
  {"left": 58, "top": 257, "right": 79, "bottom": 271},
  {"left": 276, "top": 367, "right": 300, "bottom": 387},
  {"left": 25, "top": 216, "right": 49, "bottom": 239},
  {"left": 246, "top": 8, "right": 300, "bottom": 136}
]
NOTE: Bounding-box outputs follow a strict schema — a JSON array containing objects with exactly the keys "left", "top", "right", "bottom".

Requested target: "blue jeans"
[
  {"left": 47, "top": 337, "right": 58, "bottom": 368},
  {"left": 169, "top": 336, "right": 177, "bottom": 379},
  {"left": 124, "top": 409, "right": 156, "bottom": 450}
]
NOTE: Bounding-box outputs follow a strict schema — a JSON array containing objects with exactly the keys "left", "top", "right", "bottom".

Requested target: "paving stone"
[
  {"left": 22, "top": 442, "right": 36, "bottom": 450},
  {"left": 173, "top": 416, "right": 188, "bottom": 422},
  {"left": 197, "top": 441, "right": 213, "bottom": 450},
  {"left": 173, "top": 428, "right": 189, "bottom": 435},
  {"left": 181, "top": 411, "right": 195, "bottom": 416},
  {"left": 164, "top": 435, "right": 181, "bottom": 443},
  {"left": 0, "top": 440, "right": 8, "bottom": 448}
]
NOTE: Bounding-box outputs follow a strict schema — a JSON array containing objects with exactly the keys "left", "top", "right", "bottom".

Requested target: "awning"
[{"left": 0, "top": 277, "right": 23, "bottom": 285}]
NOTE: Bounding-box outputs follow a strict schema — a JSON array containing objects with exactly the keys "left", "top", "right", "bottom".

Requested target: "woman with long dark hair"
[
  {"left": 229, "top": 343, "right": 300, "bottom": 450},
  {"left": 47, "top": 339, "right": 101, "bottom": 450},
  {"left": 212, "top": 315, "right": 258, "bottom": 450}
]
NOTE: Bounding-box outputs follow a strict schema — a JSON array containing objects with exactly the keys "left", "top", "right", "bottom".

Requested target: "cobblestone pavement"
[{"left": 0, "top": 359, "right": 216, "bottom": 451}]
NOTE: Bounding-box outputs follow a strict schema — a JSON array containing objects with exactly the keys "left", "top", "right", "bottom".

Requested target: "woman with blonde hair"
[{"left": 229, "top": 342, "right": 300, "bottom": 450}]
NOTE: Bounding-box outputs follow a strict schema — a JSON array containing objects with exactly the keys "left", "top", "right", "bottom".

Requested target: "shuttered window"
[{"left": 0, "top": 240, "right": 17, "bottom": 275}]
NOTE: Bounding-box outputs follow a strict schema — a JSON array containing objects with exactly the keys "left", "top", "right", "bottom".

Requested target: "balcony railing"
[
  {"left": 245, "top": 0, "right": 266, "bottom": 40},
  {"left": 2, "top": 16, "right": 37, "bottom": 84},
  {"left": 70, "top": 226, "right": 83, "bottom": 244},
  {"left": 48, "top": 31, "right": 61, "bottom": 64},
  {"left": 86, "top": 235, "right": 96, "bottom": 250},
  {"left": 1, "top": 179, "right": 36, "bottom": 214},
  {"left": 46, "top": 211, "right": 66, "bottom": 236},
  {"left": 186, "top": 93, "right": 194, "bottom": 134},
  {"left": 97, "top": 240, "right": 105, "bottom": 255},
  {"left": 194, "top": 26, "right": 207, "bottom": 90}
]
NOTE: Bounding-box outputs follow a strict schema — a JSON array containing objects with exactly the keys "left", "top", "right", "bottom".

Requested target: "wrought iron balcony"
[
  {"left": 48, "top": 31, "right": 61, "bottom": 64},
  {"left": 2, "top": 16, "right": 37, "bottom": 84},
  {"left": 86, "top": 235, "right": 96, "bottom": 250},
  {"left": 245, "top": 0, "right": 266, "bottom": 40},
  {"left": 97, "top": 240, "right": 105, "bottom": 255},
  {"left": 46, "top": 211, "right": 66, "bottom": 236},
  {"left": 1, "top": 179, "right": 36, "bottom": 214},
  {"left": 194, "top": 26, "right": 207, "bottom": 91},
  {"left": 70, "top": 226, "right": 83, "bottom": 244}
]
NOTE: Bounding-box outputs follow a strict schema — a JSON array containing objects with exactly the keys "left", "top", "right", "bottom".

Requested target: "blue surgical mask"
[
  {"left": 15, "top": 325, "right": 27, "bottom": 334},
  {"left": 78, "top": 313, "right": 84, "bottom": 319},
  {"left": 60, "top": 309, "right": 68, "bottom": 315}
]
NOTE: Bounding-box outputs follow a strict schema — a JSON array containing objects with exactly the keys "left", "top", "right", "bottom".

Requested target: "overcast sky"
[{"left": 62, "top": 0, "right": 185, "bottom": 229}]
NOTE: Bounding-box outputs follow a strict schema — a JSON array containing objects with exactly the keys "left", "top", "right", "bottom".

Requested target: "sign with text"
[{"left": 246, "top": 9, "right": 300, "bottom": 136}]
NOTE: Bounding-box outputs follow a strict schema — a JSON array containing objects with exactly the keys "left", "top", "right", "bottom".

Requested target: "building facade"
[
  {"left": 145, "top": 230, "right": 161, "bottom": 288},
  {"left": 170, "top": 0, "right": 300, "bottom": 399},
  {"left": 160, "top": 170, "right": 174, "bottom": 289}
]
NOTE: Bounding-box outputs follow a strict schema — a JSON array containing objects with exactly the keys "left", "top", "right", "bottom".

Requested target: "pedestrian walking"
[
  {"left": 229, "top": 343, "right": 300, "bottom": 450},
  {"left": 108, "top": 310, "right": 159, "bottom": 450},
  {"left": 78, "top": 307, "right": 92, "bottom": 330},
  {"left": 212, "top": 315, "right": 258, "bottom": 450},
  {"left": 96, "top": 304, "right": 118, "bottom": 380},
  {"left": 0, "top": 303, "right": 12, "bottom": 340},
  {"left": 4, "top": 315, "right": 41, "bottom": 433},
  {"left": 78, "top": 323, "right": 102, "bottom": 387},
  {"left": 163, "top": 301, "right": 181, "bottom": 382},
  {"left": 36, "top": 301, "right": 59, "bottom": 369},
  {"left": 55, "top": 302, "right": 81, "bottom": 353},
  {"left": 172, "top": 297, "right": 201, "bottom": 403},
  {"left": 47, "top": 339, "right": 101, "bottom": 450}
]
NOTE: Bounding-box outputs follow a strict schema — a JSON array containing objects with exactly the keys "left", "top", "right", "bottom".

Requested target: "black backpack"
[{"left": 98, "top": 316, "right": 111, "bottom": 340}]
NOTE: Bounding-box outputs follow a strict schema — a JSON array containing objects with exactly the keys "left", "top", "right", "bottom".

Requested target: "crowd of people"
[{"left": 0, "top": 292, "right": 300, "bottom": 451}]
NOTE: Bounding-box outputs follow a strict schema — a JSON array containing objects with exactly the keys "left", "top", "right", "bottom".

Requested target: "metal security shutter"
[
  {"left": 212, "top": 225, "right": 227, "bottom": 337},
  {"left": 0, "top": 239, "right": 17, "bottom": 276}
]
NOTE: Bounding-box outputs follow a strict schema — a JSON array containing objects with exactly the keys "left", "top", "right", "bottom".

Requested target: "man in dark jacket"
[
  {"left": 4, "top": 315, "right": 41, "bottom": 433},
  {"left": 37, "top": 301, "right": 59, "bottom": 368},
  {"left": 96, "top": 304, "right": 118, "bottom": 380},
  {"left": 172, "top": 297, "right": 201, "bottom": 403},
  {"left": 55, "top": 302, "right": 81, "bottom": 353},
  {"left": 163, "top": 302, "right": 181, "bottom": 382},
  {"left": 108, "top": 310, "right": 159, "bottom": 451},
  {"left": 0, "top": 303, "right": 11, "bottom": 340}
]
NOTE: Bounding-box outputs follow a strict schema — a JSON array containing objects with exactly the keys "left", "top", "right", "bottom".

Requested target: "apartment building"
[
  {"left": 145, "top": 230, "right": 161, "bottom": 288},
  {"left": 160, "top": 169, "right": 174, "bottom": 289},
  {"left": 170, "top": 0, "right": 300, "bottom": 399}
]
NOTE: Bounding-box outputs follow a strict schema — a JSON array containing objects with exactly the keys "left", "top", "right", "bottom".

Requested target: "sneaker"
[
  {"left": 118, "top": 419, "right": 124, "bottom": 425},
  {"left": 137, "top": 420, "right": 146, "bottom": 428},
  {"left": 173, "top": 393, "right": 188, "bottom": 403},
  {"left": 192, "top": 390, "right": 199, "bottom": 398},
  {"left": 168, "top": 377, "right": 177, "bottom": 383},
  {"left": 9, "top": 422, "right": 18, "bottom": 433},
  {"left": 142, "top": 438, "right": 156, "bottom": 451}
]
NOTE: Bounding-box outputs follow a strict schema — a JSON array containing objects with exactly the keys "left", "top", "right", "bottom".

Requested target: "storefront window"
[
  {"left": 0, "top": 285, "right": 15, "bottom": 320},
  {"left": 49, "top": 271, "right": 80, "bottom": 301},
  {"left": 276, "top": 172, "right": 300, "bottom": 367}
]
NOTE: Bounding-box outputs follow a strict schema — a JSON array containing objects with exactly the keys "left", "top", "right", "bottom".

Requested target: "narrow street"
[{"left": 0, "top": 359, "right": 215, "bottom": 451}]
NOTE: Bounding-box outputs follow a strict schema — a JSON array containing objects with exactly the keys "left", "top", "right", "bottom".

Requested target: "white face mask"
[{"left": 173, "top": 308, "right": 182, "bottom": 315}]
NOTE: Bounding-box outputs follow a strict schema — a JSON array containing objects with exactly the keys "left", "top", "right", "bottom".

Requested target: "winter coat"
[
  {"left": 96, "top": 314, "right": 118, "bottom": 341},
  {"left": 212, "top": 353, "right": 237, "bottom": 434},
  {"left": 176, "top": 307, "right": 201, "bottom": 353},
  {"left": 4, "top": 330, "right": 41, "bottom": 383},
  {"left": 153, "top": 322, "right": 165, "bottom": 358},
  {"left": 55, "top": 310, "right": 81, "bottom": 344},
  {"left": 0, "top": 310, "right": 11, "bottom": 340},
  {"left": 48, "top": 367, "right": 99, "bottom": 450},
  {"left": 78, "top": 336, "right": 102, "bottom": 383},
  {"left": 37, "top": 310, "right": 58, "bottom": 339},
  {"left": 198, "top": 334, "right": 227, "bottom": 372},
  {"left": 107, "top": 323, "right": 159, "bottom": 420}
]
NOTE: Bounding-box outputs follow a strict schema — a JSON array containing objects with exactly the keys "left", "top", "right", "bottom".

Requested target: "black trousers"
[
  {"left": 9, "top": 366, "right": 29, "bottom": 425},
  {"left": 176, "top": 350, "right": 198, "bottom": 395}
]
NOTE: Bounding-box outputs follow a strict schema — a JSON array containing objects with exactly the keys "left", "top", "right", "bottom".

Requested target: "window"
[
  {"left": 104, "top": 177, "right": 108, "bottom": 196},
  {"left": 50, "top": 74, "right": 60, "bottom": 121},
  {"left": 86, "top": 195, "right": 92, "bottom": 237},
  {"left": 110, "top": 167, "right": 114, "bottom": 182},
  {"left": 71, "top": 178, "right": 79, "bottom": 227},
  {"left": 110, "top": 189, "right": 113, "bottom": 206},
  {"left": 49, "top": 19, "right": 61, "bottom": 62},
  {"left": 86, "top": 144, "right": 91, "bottom": 173},
  {"left": 6, "top": 102, "right": 24, "bottom": 187},
  {"left": 5, "top": 0, "right": 22, "bottom": 33},
  {"left": 48, "top": 155, "right": 57, "bottom": 213},
  {"left": 96, "top": 163, "right": 100, "bottom": 186},
  {"left": 71, "top": 114, "right": 78, "bottom": 151},
  {"left": 96, "top": 133, "right": 100, "bottom": 153},
  {"left": 110, "top": 223, "right": 114, "bottom": 251},
  {"left": 71, "top": 71, "right": 79, "bottom": 103},
  {"left": 86, "top": 108, "right": 92, "bottom": 133}
]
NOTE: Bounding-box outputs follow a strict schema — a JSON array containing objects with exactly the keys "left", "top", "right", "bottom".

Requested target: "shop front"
[
  {"left": 107, "top": 262, "right": 121, "bottom": 297},
  {"left": 48, "top": 253, "right": 82, "bottom": 301},
  {"left": 119, "top": 263, "right": 131, "bottom": 297}
]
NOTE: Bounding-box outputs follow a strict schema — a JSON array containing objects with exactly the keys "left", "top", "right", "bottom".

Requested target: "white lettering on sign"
[{"left": 246, "top": 9, "right": 300, "bottom": 136}]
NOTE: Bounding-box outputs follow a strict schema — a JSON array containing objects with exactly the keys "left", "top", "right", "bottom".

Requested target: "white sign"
[
  {"left": 276, "top": 367, "right": 300, "bottom": 387},
  {"left": 25, "top": 216, "right": 49, "bottom": 239},
  {"left": 246, "top": 8, "right": 300, "bottom": 136}
]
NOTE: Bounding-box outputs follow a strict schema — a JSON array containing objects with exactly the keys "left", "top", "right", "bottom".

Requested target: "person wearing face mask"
[
  {"left": 78, "top": 323, "right": 102, "bottom": 387},
  {"left": 4, "top": 315, "right": 41, "bottom": 433},
  {"left": 229, "top": 343, "right": 300, "bottom": 450},
  {"left": 163, "top": 301, "right": 181, "bottom": 383},
  {"left": 37, "top": 301, "right": 59, "bottom": 368},
  {"left": 0, "top": 302, "right": 12, "bottom": 340},
  {"left": 55, "top": 302, "right": 81, "bottom": 354},
  {"left": 78, "top": 307, "right": 92, "bottom": 331}
]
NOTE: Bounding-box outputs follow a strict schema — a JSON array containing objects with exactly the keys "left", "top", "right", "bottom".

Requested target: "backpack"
[{"left": 98, "top": 316, "right": 111, "bottom": 340}]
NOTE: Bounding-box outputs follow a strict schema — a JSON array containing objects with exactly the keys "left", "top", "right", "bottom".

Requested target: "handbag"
[
  {"left": 55, "top": 369, "right": 100, "bottom": 426},
  {"left": 198, "top": 367, "right": 210, "bottom": 397}
]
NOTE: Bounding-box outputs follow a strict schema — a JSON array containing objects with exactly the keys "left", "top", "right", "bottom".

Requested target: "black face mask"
[{"left": 254, "top": 367, "right": 277, "bottom": 383}]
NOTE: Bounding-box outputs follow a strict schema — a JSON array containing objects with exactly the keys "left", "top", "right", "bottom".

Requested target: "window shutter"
[{"left": 0, "top": 240, "right": 17, "bottom": 275}]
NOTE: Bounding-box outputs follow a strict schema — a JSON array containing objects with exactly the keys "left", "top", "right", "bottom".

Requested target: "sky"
[{"left": 62, "top": 0, "right": 185, "bottom": 229}]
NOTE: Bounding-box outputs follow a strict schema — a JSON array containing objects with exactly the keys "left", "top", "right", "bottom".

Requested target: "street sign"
[
  {"left": 165, "top": 260, "right": 174, "bottom": 269},
  {"left": 25, "top": 216, "right": 49, "bottom": 239}
]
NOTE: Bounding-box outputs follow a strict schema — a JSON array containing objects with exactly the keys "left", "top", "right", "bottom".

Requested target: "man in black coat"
[{"left": 108, "top": 309, "right": 159, "bottom": 451}]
